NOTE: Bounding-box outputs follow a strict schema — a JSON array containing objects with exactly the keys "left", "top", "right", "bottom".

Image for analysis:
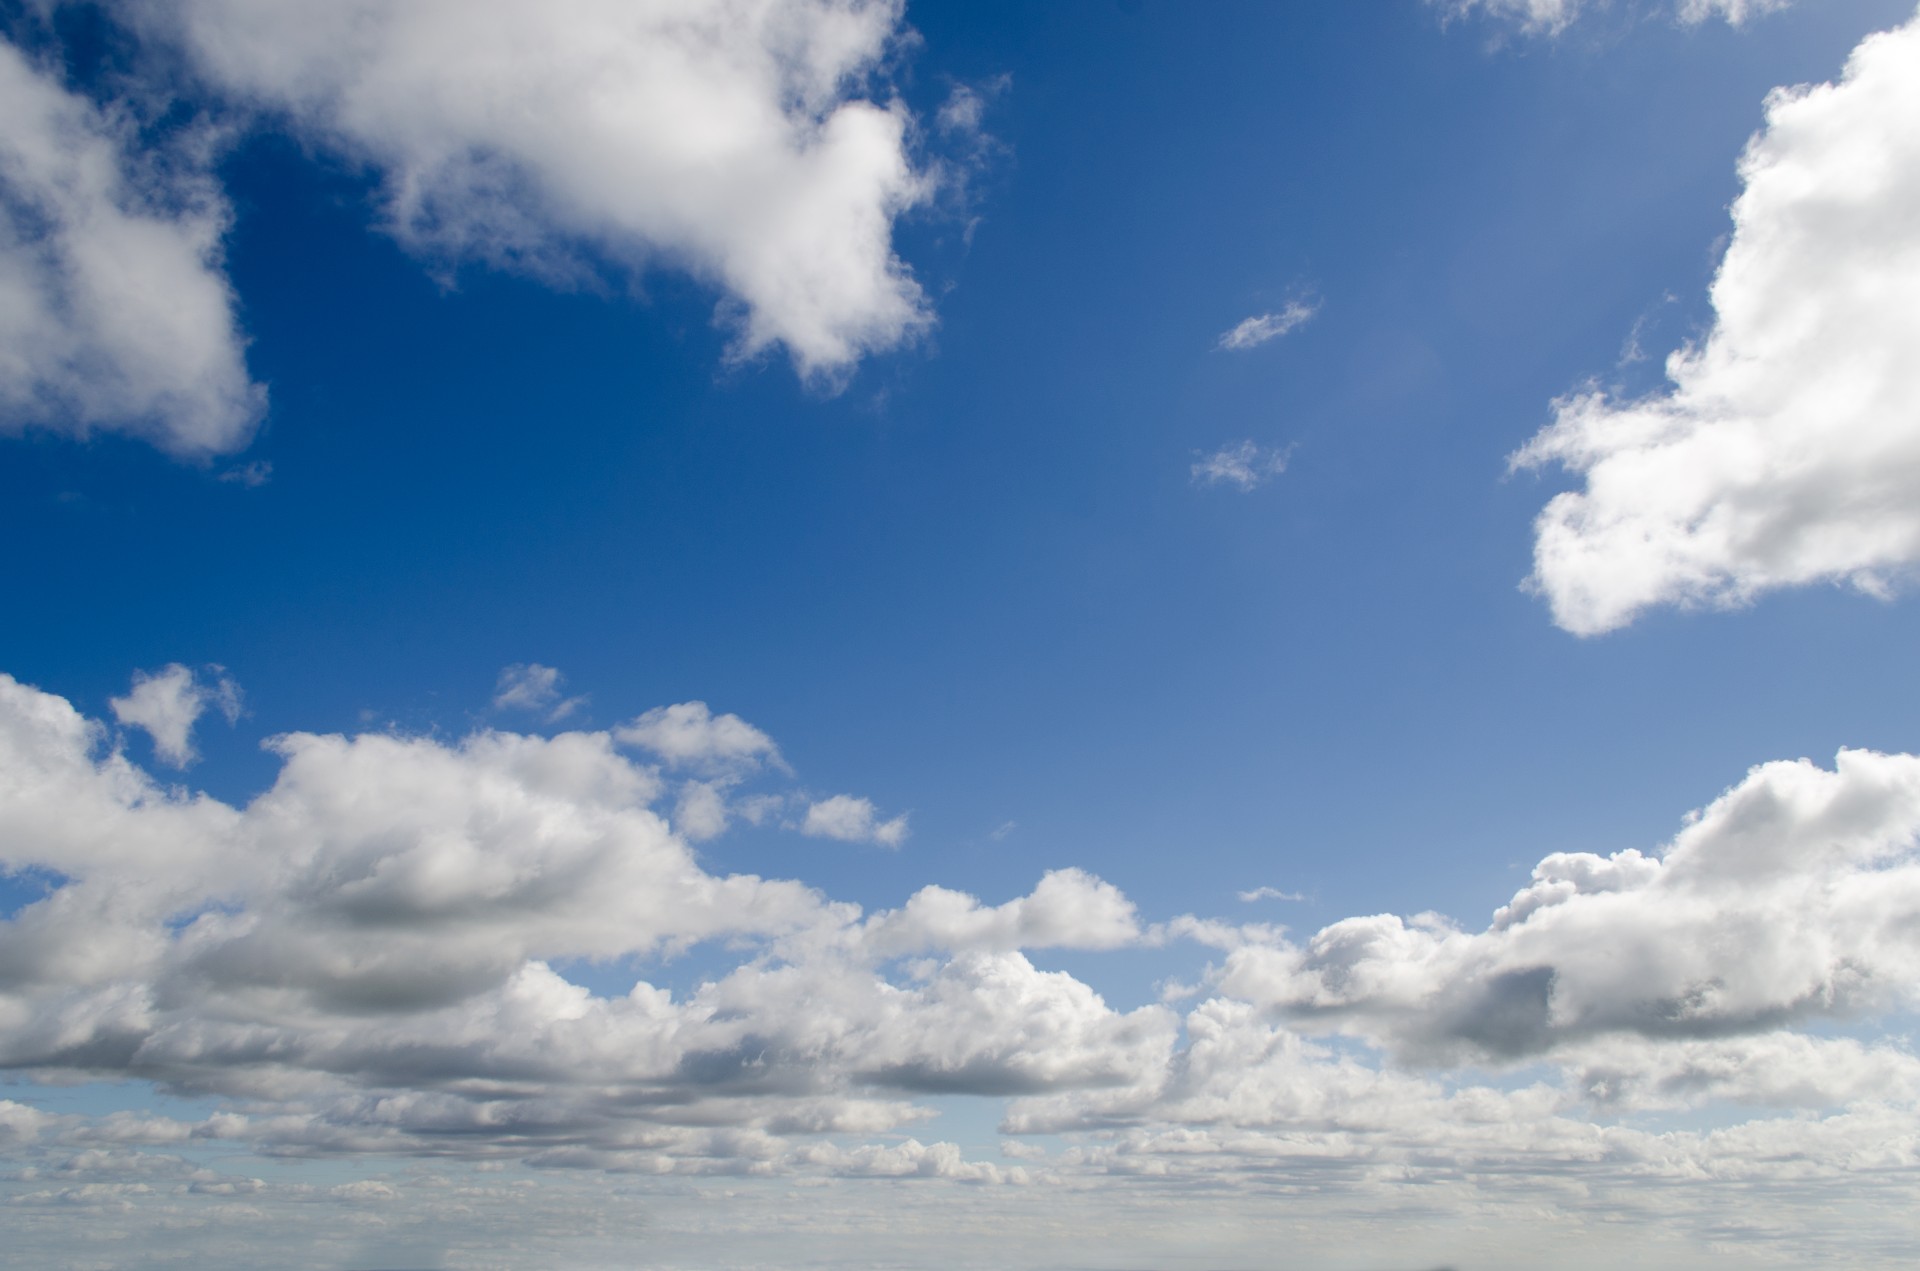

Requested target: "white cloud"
[
  {"left": 673, "top": 778, "right": 732, "bottom": 842},
  {"left": 490, "top": 662, "right": 585, "bottom": 721},
  {"left": 615, "top": 700, "right": 781, "bottom": 771},
  {"left": 130, "top": 0, "right": 936, "bottom": 381},
  {"left": 864, "top": 869, "right": 1143, "bottom": 956},
  {"left": 0, "top": 672, "right": 1156, "bottom": 1129},
  {"left": 0, "top": 40, "right": 263, "bottom": 455},
  {"left": 1435, "top": 0, "right": 1582, "bottom": 32},
  {"left": 9, "top": 669, "right": 1920, "bottom": 1229},
  {"left": 1512, "top": 14, "right": 1920, "bottom": 634},
  {"left": 1237, "top": 886, "right": 1305, "bottom": 903},
  {"left": 801, "top": 792, "right": 909, "bottom": 847},
  {"left": 108, "top": 664, "right": 240, "bottom": 767},
  {"left": 1190, "top": 441, "right": 1293, "bottom": 491},
  {"left": 1215, "top": 299, "right": 1318, "bottom": 351},
  {"left": 1435, "top": 0, "right": 1787, "bottom": 35},
  {"left": 1217, "top": 746, "right": 1920, "bottom": 1064}
]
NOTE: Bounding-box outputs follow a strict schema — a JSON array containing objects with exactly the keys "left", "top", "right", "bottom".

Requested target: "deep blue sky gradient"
[{"left": 4, "top": 0, "right": 1916, "bottom": 969}]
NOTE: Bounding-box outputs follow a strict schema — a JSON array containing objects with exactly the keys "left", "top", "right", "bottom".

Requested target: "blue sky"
[{"left": 4, "top": 1, "right": 1920, "bottom": 1267}]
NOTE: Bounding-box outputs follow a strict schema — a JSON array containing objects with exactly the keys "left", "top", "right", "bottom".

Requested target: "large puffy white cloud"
[
  {"left": 123, "top": 0, "right": 937, "bottom": 380},
  {"left": 0, "top": 672, "right": 1164, "bottom": 1130},
  {"left": 0, "top": 40, "right": 264, "bottom": 455},
  {"left": 1215, "top": 746, "right": 1920, "bottom": 1064},
  {"left": 5, "top": 669, "right": 1920, "bottom": 1228},
  {"left": 1514, "top": 12, "right": 1920, "bottom": 634}
]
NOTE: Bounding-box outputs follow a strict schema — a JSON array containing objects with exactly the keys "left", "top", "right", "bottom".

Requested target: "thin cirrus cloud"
[
  {"left": 1191, "top": 441, "right": 1293, "bottom": 491},
  {"left": 1436, "top": 0, "right": 1789, "bottom": 35},
  {"left": 0, "top": 41, "right": 264, "bottom": 456},
  {"left": 1215, "top": 299, "right": 1318, "bottom": 351},
  {"left": 1237, "top": 886, "right": 1305, "bottom": 903},
  {"left": 1513, "top": 13, "right": 1920, "bottom": 635},
  {"left": 5, "top": 667, "right": 1920, "bottom": 1225}
]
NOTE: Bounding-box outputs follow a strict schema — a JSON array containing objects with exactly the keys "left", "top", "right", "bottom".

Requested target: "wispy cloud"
[
  {"left": 1434, "top": 0, "right": 1787, "bottom": 36},
  {"left": 1237, "top": 886, "right": 1306, "bottom": 903},
  {"left": 492, "top": 662, "right": 587, "bottom": 722},
  {"left": 1191, "top": 441, "right": 1294, "bottom": 491},
  {"left": 1216, "top": 299, "right": 1319, "bottom": 351}
]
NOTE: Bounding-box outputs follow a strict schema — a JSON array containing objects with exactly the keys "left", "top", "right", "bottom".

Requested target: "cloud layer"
[
  {"left": 4, "top": 669, "right": 1920, "bottom": 1217},
  {"left": 1514, "top": 11, "right": 1920, "bottom": 633}
]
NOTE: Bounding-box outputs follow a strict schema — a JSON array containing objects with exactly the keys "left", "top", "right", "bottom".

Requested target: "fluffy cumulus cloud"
[
  {"left": 1514, "top": 13, "right": 1920, "bottom": 634},
  {"left": 0, "top": 41, "right": 264, "bottom": 455},
  {"left": 108, "top": 663, "right": 240, "bottom": 767},
  {"left": 801, "top": 792, "right": 910, "bottom": 846},
  {"left": 0, "top": 672, "right": 1155, "bottom": 1136},
  {"left": 1214, "top": 747, "right": 1920, "bottom": 1067},
  {"left": 6, "top": 669, "right": 1920, "bottom": 1251},
  {"left": 123, "top": 0, "right": 936, "bottom": 381},
  {"left": 616, "top": 699, "right": 782, "bottom": 771}
]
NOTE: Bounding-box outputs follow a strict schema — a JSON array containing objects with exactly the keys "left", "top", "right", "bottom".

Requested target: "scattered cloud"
[
  {"left": 6, "top": 670, "right": 1920, "bottom": 1217},
  {"left": 802, "top": 792, "right": 910, "bottom": 847},
  {"left": 108, "top": 663, "right": 241, "bottom": 767},
  {"left": 615, "top": 700, "right": 782, "bottom": 772},
  {"left": 0, "top": 41, "right": 264, "bottom": 456},
  {"left": 1191, "top": 441, "right": 1293, "bottom": 491},
  {"left": 1215, "top": 299, "right": 1318, "bottom": 351},
  {"left": 126, "top": 0, "right": 939, "bottom": 383},
  {"left": 1434, "top": 0, "right": 1788, "bottom": 36},
  {"left": 1513, "top": 15, "right": 1920, "bottom": 634},
  {"left": 490, "top": 662, "right": 586, "bottom": 722},
  {"left": 216, "top": 459, "right": 272, "bottom": 487},
  {"left": 1237, "top": 886, "right": 1305, "bottom": 903}
]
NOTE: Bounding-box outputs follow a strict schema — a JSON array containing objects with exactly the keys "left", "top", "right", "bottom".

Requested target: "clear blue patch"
[{"left": 0, "top": 866, "right": 68, "bottom": 920}]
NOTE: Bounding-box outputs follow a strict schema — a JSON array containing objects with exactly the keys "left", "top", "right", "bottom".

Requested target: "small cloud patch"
[
  {"left": 1216, "top": 299, "right": 1319, "bottom": 351},
  {"left": 1191, "top": 441, "right": 1293, "bottom": 492}
]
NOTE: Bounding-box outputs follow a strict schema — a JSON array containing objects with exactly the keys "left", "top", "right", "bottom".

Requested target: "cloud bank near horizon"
[{"left": 3, "top": 667, "right": 1919, "bottom": 1215}]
